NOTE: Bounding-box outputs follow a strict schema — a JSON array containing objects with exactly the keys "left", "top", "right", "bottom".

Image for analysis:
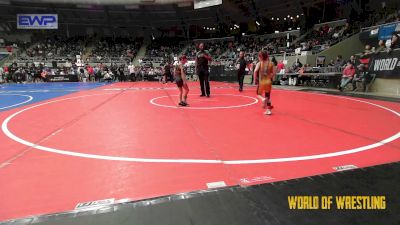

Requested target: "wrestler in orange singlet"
[{"left": 254, "top": 50, "right": 276, "bottom": 115}]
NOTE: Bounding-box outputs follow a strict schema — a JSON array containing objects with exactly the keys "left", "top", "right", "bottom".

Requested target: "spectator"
[
  {"left": 361, "top": 45, "right": 373, "bottom": 57},
  {"left": 291, "top": 58, "right": 303, "bottom": 72},
  {"left": 87, "top": 65, "right": 94, "bottom": 82},
  {"left": 276, "top": 60, "right": 285, "bottom": 74},
  {"left": 0, "top": 66, "right": 4, "bottom": 84},
  {"left": 118, "top": 65, "right": 126, "bottom": 82},
  {"left": 128, "top": 63, "right": 136, "bottom": 81},
  {"left": 342, "top": 22, "right": 352, "bottom": 37},
  {"left": 339, "top": 62, "right": 356, "bottom": 91},
  {"left": 348, "top": 55, "right": 356, "bottom": 65},
  {"left": 352, "top": 64, "right": 371, "bottom": 92},
  {"left": 289, "top": 59, "right": 303, "bottom": 86},
  {"left": 375, "top": 40, "right": 387, "bottom": 53},
  {"left": 163, "top": 62, "right": 173, "bottom": 83},
  {"left": 40, "top": 68, "right": 48, "bottom": 82},
  {"left": 298, "top": 64, "right": 312, "bottom": 85},
  {"left": 389, "top": 31, "right": 399, "bottom": 52},
  {"left": 334, "top": 55, "right": 346, "bottom": 68},
  {"left": 359, "top": 45, "right": 374, "bottom": 69}
]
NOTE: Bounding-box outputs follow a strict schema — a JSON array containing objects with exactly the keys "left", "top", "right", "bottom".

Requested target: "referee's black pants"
[
  {"left": 198, "top": 69, "right": 210, "bottom": 96},
  {"left": 238, "top": 71, "right": 245, "bottom": 90}
]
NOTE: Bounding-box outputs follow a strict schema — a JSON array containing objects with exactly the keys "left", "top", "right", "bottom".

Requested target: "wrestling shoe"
[{"left": 264, "top": 109, "right": 272, "bottom": 115}]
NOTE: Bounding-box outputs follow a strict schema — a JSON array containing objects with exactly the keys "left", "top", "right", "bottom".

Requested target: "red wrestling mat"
[{"left": 0, "top": 81, "right": 399, "bottom": 221}]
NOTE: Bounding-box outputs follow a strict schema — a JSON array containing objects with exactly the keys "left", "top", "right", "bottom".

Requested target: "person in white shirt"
[{"left": 128, "top": 63, "right": 135, "bottom": 81}]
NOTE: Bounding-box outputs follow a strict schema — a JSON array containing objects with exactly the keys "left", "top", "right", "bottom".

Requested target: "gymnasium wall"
[{"left": 370, "top": 79, "right": 400, "bottom": 96}]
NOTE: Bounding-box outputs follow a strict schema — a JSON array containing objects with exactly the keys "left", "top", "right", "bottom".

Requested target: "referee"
[
  {"left": 236, "top": 51, "right": 247, "bottom": 92},
  {"left": 196, "top": 42, "right": 212, "bottom": 97}
]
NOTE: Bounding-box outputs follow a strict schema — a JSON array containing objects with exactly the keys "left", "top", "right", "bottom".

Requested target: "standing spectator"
[
  {"left": 248, "top": 61, "right": 256, "bottom": 85},
  {"left": 3, "top": 65, "right": 9, "bottom": 83},
  {"left": 5, "top": 45, "right": 13, "bottom": 53},
  {"left": 14, "top": 68, "right": 24, "bottom": 83},
  {"left": 87, "top": 65, "right": 95, "bottom": 82},
  {"left": 128, "top": 63, "right": 135, "bottom": 81},
  {"left": 0, "top": 66, "right": 4, "bottom": 84},
  {"left": 9, "top": 63, "right": 17, "bottom": 80},
  {"left": 348, "top": 55, "right": 356, "bottom": 65},
  {"left": 118, "top": 65, "right": 126, "bottom": 82},
  {"left": 32, "top": 64, "right": 41, "bottom": 83},
  {"left": 334, "top": 55, "right": 345, "bottom": 67},
  {"left": 163, "top": 62, "right": 173, "bottom": 83},
  {"left": 196, "top": 43, "right": 212, "bottom": 97},
  {"left": 40, "top": 68, "right": 48, "bottom": 82},
  {"left": 271, "top": 56, "right": 278, "bottom": 66},
  {"left": 339, "top": 62, "right": 356, "bottom": 91}
]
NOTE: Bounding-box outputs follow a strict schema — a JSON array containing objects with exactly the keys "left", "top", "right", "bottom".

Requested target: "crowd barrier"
[
  {"left": 367, "top": 49, "right": 400, "bottom": 79},
  {"left": 45, "top": 74, "right": 79, "bottom": 82},
  {"left": 207, "top": 65, "right": 342, "bottom": 88}
]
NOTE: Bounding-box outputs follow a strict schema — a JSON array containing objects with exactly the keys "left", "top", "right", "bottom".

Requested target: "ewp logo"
[{"left": 17, "top": 14, "right": 58, "bottom": 29}]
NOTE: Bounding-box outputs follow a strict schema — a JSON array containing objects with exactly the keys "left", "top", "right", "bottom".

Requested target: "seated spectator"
[
  {"left": 389, "top": 31, "right": 399, "bottom": 52},
  {"left": 291, "top": 58, "right": 303, "bottom": 72},
  {"left": 352, "top": 64, "right": 372, "bottom": 92},
  {"left": 276, "top": 60, "right": 285, "bottom": 74},
  {"left": 298, "top": 64, "right": 312, "bottom": 85},
  {"left": 359, "top": 45, "right": 374, "bottom": 68},
  {"left": 375, "top": 40, "right": 387, "bottom": 53},
  {"left": 362, "top": 45, "right": 373, "bottom": 56},
  {"left": 288, "top": 59, "right": 303, "bottom": 86},
  {"left": 339, "top": 62, "right": 356, "bottom": 91},
  {"left": 342, "top": 22, "right": 352, "bottom": 37}
]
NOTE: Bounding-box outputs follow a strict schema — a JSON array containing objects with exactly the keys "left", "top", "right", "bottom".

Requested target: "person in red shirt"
[
  {"left": 339, "top": 62, "right": 356, "bottom": 91},
  {"left": 5, "top": 45, "right": 12, "bottom": 53},
  {"left": 41, "top": 69, "right": 47, "bottom": 80},
  {"left": 87, "top": 65, "right": 94, "bottom": 81},
  {"left": 276, "top": 60, "right": 285, "bottom": 72}
]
